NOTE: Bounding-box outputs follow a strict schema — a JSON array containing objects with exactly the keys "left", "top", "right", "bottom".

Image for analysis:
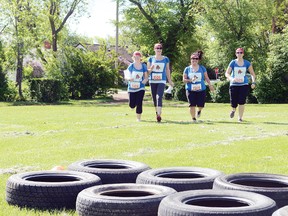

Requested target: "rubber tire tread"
[
  {"left": 136, "top": 167, "right": 223, "bottom": 191},
  {"left": 213, "top": 173, "right": 288, "bottom": 208},
  {"left": 158, "top": 189, "right": 277, "bottom": 216},
  {"left": 76, "top": 183, "right": 176, "bottom": 216},
  {"left": 6, "top": 170, "right": 101, "bottom": 210},
  {"left": 68, "top": 159, "right": 150, "bottom": 184}
]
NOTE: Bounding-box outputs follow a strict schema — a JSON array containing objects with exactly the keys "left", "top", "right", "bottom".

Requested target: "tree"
[
  {"left": 254, "top": 26, "right": 288, "bottom": 103},
  {"left": 272, "top": 0, "right": 288, "bottom": 33},
  {"left": 0, "top": 0, "right": 38, "bottom": 99},
  {"left": 44, "top": 0, "right": 88, "bottom": 52},
  {"left": 0, "top": 41, "right": 9, "bottom": 101},
  {"left": 119, "top": 0, "right": 197, "bottom": 72}
]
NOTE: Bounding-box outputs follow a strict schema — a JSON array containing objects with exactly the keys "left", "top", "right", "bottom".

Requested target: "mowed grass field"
[{"left": 0, "top": 98, "right": 287, "bottom": 215}]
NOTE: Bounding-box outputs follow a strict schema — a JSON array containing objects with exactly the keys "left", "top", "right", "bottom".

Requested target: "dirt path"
[{"left": 112, "top": 90, "right": 129, "bottom": 102}]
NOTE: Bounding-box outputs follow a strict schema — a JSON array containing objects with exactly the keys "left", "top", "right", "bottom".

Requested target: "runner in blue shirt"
[
  {"left": 125, "top": 51, "right": 148, "bottom": 122},
  {"left": 183, "top": 50, "right": 214, "bottom": 122},
  {"left": 147, "top": 43, "right": 174, "bottom": 122},
  {"left": 225, "top": 47, "right": 256, "bottom": 122}
]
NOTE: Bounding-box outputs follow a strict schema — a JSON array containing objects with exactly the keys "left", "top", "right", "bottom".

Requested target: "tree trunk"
[{"left": 16, "top": 42, "right": 24, "bottom": 99}]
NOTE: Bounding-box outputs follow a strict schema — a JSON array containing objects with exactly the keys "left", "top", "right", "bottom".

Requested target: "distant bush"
[
  {"left": 211, "top": 81, "right": 230, "bottom": 103},
  {"left": 44, "top": 45, "right": 118, "bottom": 100},
  {"left": 173, "top": 82, "right": 187, "bottom": 102},
  {"left": 30, "top": 78, "right": 68, "bottom": 103}
]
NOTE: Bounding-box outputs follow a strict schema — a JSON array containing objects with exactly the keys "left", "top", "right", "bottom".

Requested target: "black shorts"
[
  {"left": 229, "top": 85, "right": 249, "bottom": 108},
  {"left": 186, "top": 90, "right": 206, "bottom": 107}
]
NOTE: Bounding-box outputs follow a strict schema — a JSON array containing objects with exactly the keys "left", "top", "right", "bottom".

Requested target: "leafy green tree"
[
  {"left": 272, "top": 0, "right": 288, "bottom": 33},
  {"left": 198, "top": 0, "right": 273, "bottom": 74},
  {"left": 43, "top": 0, "right": 88, "bottom": 52},
  {"left": 0, "top": 0, "right": 40, "bottom": 99},
  {"left": 254, "top": 26, "right": 288, "bottom": 103},
  {"left": 119, "top": 0, "right": 197, "bottom": 73},
  {"left": 0, "top": 41, "right": 9, "bottom": 101}
]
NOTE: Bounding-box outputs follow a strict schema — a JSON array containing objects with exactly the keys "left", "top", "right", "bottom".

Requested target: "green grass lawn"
[{"left": 0, "top": 99, "right": 287, "bottom": 215}]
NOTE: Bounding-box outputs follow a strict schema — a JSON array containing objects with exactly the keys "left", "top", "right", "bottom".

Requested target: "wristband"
[{"left": 252, "top": 82, "right": 256, "bottom": 85}]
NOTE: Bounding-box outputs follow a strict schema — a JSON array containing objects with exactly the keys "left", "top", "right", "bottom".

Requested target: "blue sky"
[{"left": 69, "top": 0, "right": 117, "bottom": 38}]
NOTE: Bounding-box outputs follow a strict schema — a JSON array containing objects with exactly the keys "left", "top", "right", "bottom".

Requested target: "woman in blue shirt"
[
  {"left": 147, "top": 43, "right": 174, "bottom": 122},
  {"left": 125, "top": 51, "right": 148, "bottom": 122},
  {"left": 183, "top": 50, "right": 214, "bottom": 122},
  {"left": 225, "top": 47, "right": 256, "bottom": 122}
]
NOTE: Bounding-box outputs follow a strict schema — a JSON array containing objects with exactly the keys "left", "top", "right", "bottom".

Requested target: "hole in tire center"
[
  {"left": 231, "top": 179, "right": 288, "bottom": 188},
  {"left": 101, "top": 190, "right": 155, "bottom": 197},
  {"left": 157, "top": 172, "right": 206, "bottom": 179},
  {"left": 186, "top": 198, "right": 249, "bottom": 208},
  {"left": 26, "top": 176, "right": 82, "bottom": 182},
  {"left": 86, "top": 164, "right": 131, "bottom": 169}
]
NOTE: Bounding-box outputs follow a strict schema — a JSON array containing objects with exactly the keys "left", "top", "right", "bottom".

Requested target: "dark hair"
[{"left": 191, "top": 50, "right": 204, "bottom": 60}]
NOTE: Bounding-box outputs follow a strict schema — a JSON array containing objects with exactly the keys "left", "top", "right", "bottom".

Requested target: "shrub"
[
  {"left": 173, "top": 82, "right": 187, "bottom": 102},
  {"left": 211, "top": 81, "right": 230, "bottom": 103},
  {"left": 56, "top": 47, "right": 117, "bottom": 99},
  {"left": 30, "top": 78, "right": 68, "bottom": 103}
]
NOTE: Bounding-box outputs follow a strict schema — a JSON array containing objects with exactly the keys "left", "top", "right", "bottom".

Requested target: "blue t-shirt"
[
  {"left": 184, "top": 65, "right": 207, "bottom": 92},
  {"left": 148, "top": 56, "right": 169, "bottom": 84},
  {"left": 127, "top": 63, "right": 147, "bottom": 92},
  {"left": 229, "top": 59, "right": 251, "bottom": 86}
]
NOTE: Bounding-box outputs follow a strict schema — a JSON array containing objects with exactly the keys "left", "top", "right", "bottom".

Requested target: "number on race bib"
[
  {"left": 192, "top": 84, "right": 202, "bottom": 91},
  {"left": 152, "top": 73, "right": 162, "bottom": 80},
  {"left": 130, "top": 82, "right": 140, "bottom": 89}
]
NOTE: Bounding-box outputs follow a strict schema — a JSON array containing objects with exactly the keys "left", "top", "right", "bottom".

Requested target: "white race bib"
[
  {"left": 189, "top": 72, "right": 202, "bottom": 82},
  {"left": 130, "top": 81, "right": 140, "bottom": 89},
  {"left": 234, "top": 67, "right": 246, "bottom": 82},
  {"left": 192, "top": 84, "right": 202, "bottom": 91},
  {"left": 152, "top": 73, "right": 162, "bottom": 80},
  {"left": 131, "top": 71, "right": 143, "bottom": 82},
  {"left": 153, "top": 63, "right": 165, "bottom": 72}
]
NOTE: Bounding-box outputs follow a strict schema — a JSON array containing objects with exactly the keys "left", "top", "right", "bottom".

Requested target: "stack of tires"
[
  {"left": 5, "top": 159, "right": 288, "bottom": 216},
  {"left": 156, "top": 172, "right": 288, "bottom": 216}
]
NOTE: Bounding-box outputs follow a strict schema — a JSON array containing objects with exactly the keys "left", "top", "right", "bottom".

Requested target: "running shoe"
[
  {"left": 197, "top": 110, "right": 201, "bottom": 118},
  {"left": 157, "top": 115, "right": 162, "bottom": 122},
  {"left": 230, "top": 110, "right": 235, "bottom": 118}
]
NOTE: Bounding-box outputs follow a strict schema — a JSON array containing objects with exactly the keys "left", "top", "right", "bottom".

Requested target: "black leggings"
[
  {"left": 129, "top": 90, "right": 145, "bottom": 114},
  {"left": 150, "top": 83, "right": 165, "bottom": 107}
]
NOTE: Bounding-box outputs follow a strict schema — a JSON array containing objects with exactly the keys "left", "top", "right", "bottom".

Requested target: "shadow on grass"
[
  {"left": 263, "top": 122, "right": 288, "bottom": 126},
  {"left": 137, "top": 119, "right": 242, "bottom": 125},
  {"left": 163, "top": 120, "right": 288, "bottom": 126}
]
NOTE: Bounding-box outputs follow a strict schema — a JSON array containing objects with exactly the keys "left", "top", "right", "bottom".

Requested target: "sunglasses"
[
  {"left": 236, "top": 52, "right": 243, "bottom": 54},
  {"left": 191, "top": 58, "right": 199, "bottom": 60},
  {"left": 155, "top": 47, "right": 162, "bottom": 50}
]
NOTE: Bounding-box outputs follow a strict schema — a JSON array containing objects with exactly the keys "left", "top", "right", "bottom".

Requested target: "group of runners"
[{"left": 124, "top": 44, "right": 256, "bottom": 123}]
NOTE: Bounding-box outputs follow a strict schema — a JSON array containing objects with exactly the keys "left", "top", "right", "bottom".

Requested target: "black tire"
[
  {"left": 76, "top": 183, "right": 176, "bottom": 216},
  {"left": 6, "top": 170, "right": 101, "bottom": 210},
  {"left": 272, "top": 205, "right": 288, "bottom": 216},
  {"left": 136, "top": 167, "right": 223, "bottom": 191},
  {"left": 213, "top": 173, "right": 288, "bottom": 208},
  {"left": 158, "top": 189, "right": 277, "bottom": 216},
  {"left": 68, "top": 159, "right": 150, "bottom": 184}
]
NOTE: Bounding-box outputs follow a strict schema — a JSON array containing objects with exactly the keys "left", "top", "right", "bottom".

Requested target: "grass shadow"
[{"left": 263, "top": 122, "right": 288, "bottom": 126}]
